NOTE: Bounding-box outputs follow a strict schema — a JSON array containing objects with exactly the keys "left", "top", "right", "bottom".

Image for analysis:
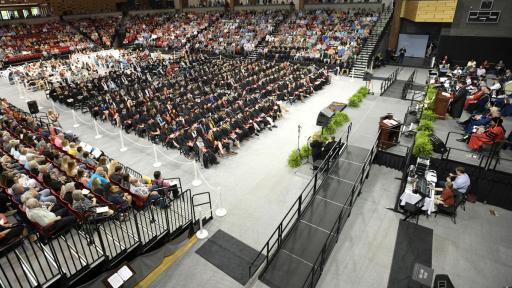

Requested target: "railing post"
[
  {"left": 298, "top": 195, "right": 302, "bottom": 218},
  {"left": 314, "top": 173, "right": 318, "bottom": 193}
]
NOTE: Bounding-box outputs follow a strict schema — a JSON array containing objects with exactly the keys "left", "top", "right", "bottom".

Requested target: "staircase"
[
  {"left": 113, "top": 14, "right": 128, "bottom": 49},
  {"left": 352, "top": 8, "right": 393, "bottom": 78},
  {"left": 248, "top": 11, "right": 293, "bottom": 60}
]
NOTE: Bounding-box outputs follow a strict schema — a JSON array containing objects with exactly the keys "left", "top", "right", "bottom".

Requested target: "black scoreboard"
[{"left": 467, "top": 10, "right": 501, "bottom": 23}]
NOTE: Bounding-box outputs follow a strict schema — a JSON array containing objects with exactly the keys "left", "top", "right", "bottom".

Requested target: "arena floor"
[{"left": 2, "top": 66, "right": 511, "bottom": 288}]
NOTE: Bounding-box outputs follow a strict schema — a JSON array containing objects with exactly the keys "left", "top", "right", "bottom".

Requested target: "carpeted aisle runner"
[
  {"left": 196, "top": 229, "right": 265, "bottom": 285},
  {"left": 387, "top": 221, "right": 433, "bottom": 288}
]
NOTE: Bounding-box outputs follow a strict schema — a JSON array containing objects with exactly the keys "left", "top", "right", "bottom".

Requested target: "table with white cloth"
[{"left": 400, "top": 170, "right": 438, "bottom": 215}]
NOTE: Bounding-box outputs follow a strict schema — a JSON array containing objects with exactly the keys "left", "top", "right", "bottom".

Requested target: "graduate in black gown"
[{"left": 449, "top": 81, "right": 467, "bottom": 119}]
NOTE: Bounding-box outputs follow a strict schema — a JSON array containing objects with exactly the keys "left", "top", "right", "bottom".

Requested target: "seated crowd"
[
  {"left": 0, "top": 22, "right": 94, "bottom": 64},
  {"left": 260, "top": 9, "right": 378, "bottom": 67},
  {"left": 6, "top": 50, "right": 127, "bottom": 92},
  {"left": 190, "top": 10, "right": 287, "bottom": 55},
  {"left": 48, "top": 50, "right": 330, "bottom": 167},
  {"left": 433, "top": 58, "right": 511, "bottom": 153},
  {"left": 69, "top": 16, "right": 121, "bottom": 47},
  {"left": 123, "top": 12, "right": 213, "bottom": 49},
  {"left": 0, "top": 99, "right": 177, "bottom": 243}
]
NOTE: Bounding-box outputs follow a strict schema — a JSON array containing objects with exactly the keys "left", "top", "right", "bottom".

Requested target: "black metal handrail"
[
  {"left": 366, "top": 7, "right": 393, "bottom": 70},
  {"left": 302, "top": 129, "right": 380, "bottom": 288},
  {"left": 401, "top": 69, "right": 416, "bottom": 100},
  {"left": 248, "top": 122, "right": 353, "bottom": 279},
  {"left": 379, "top": 67, "right": 400, "bottom": 95},
  {"left": 191, "top": 191, "right": 213, "bottom": 223},
  {"left": 443, "top": 131, "right": 511, "bottom": 171}
]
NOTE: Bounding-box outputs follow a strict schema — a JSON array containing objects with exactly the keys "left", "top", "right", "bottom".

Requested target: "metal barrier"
[
  {"left": 379, "top": 67, "right": 399, "bottom": 95},
  {"left": 0, "top": 236, "right": 61, "bottom": 288},
  {"left": 45, "top": 226, "right": 106, "bottom": 286},
  {"left": 401, "top": 69, "right": 416, "bottom": 100},
  {"left": 191, "top": 192, "right": 214, "bottom": 223},
  {"left": 248, "top": 123, "right": 353, "bottom": 279}
]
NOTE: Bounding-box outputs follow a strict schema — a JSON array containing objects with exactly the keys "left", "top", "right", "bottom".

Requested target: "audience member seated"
[
  {"left": 456, "top": 106, "right": 501, "bottom": 142},
  {"left": 0, "top": 220, "right": 25, "bottom": 245},
  {"left": 25, "top": 198, "right": 76, "bottom": 233},
  {"left": 468, "top": 117, "right": 506, "bottom": 152},
  {"left": 106, "top": 185, "right": 132, "bottom": 213}
]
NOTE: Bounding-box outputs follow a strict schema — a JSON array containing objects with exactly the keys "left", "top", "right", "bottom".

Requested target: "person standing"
[
  {"left": 398, "top": 47, "right": 407, "bottom": 64},
  {"left": 449, "top": 81, "right": 467, "bottom": 119}
]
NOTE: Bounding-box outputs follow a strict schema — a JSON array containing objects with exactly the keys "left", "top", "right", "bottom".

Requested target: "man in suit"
[
  {"left": 449, "top": 81, "right": 467, "bottom": 119},
  {"left": 321, "top": 136, "right": 336, "bottom": 160}
]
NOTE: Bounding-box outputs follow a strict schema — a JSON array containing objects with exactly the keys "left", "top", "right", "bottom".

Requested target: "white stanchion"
[
  {"left": 119, "top": 131, "right": 127, "bottom": 152},
  {"left": 16, "top": 81, "right": 24, "bottom": 99},
  {"left": 215, "top": 189, "right": 227, "bottom": 217},
  {"left": 195, "top": 207, "right": 208, "bottom": 239},
  {"left": 191, "top": 162, "right": 202, "bottom": 187},
  {"left": 72, "top": 110, "right": 80, "bottom": 128},
  {"left": 152, "top": 144, "right": 162, "bottom": 167},
  {"left": 93, "top": 120, "right": 103, "bottom": 139}
]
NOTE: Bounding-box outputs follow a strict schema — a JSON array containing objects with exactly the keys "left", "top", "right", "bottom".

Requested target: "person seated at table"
[
  {"left": 446, "top": 167, "right": 470, "bottom": 194},
  {"left": 434, "top": 181, "right": 455, "bottom": 207},
  {"left": 468, "top": 117, "right": 506, "bottom": 151}
]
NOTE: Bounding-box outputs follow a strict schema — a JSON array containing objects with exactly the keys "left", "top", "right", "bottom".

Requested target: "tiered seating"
[
  {"left": 191, "top": 10, "right": 288, "bottom": 55},
  {"left": 68, "top": 16, "right": 121, "bottom": 47},
  {"left": 0, "top": 22, "right": 93, "bottom": 64},
  {"left": 123, "top": 12, "right": 214, "bottom": 49},
  {"left": 261, "top": 9, "right": 378, "bottom": 64}
]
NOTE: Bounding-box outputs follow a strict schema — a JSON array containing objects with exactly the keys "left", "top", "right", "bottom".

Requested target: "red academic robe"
[
  {"left": 464, "top": 90, "right": 484, "bottom": 107},
  {"left": 468, "top": 125, "right": 505, "bottom": 150}
]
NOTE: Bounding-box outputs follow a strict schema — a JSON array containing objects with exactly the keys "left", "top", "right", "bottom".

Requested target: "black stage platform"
[{"left": 260, "top": 145, "right": 370, "bottom": 288}]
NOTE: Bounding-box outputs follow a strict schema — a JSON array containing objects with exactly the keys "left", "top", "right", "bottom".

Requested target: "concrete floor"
[{"left": 2, "top": 67, "right": 512, "bottom": 288}]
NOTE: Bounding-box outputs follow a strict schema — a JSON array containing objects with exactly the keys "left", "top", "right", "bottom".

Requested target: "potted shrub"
[
  {"left": 417, "top": 119, "right": 434, "bottom": 133},
  {"left": 288, "top": 149, "right": 302, "bottom": 168},
  {"left": 413, "top": 132, "right": 433, "bottom": 158}
]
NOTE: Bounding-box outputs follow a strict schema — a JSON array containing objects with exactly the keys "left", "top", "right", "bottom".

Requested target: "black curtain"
[{"left": 429, "top": 158, "right": 512, "bottom": 211}]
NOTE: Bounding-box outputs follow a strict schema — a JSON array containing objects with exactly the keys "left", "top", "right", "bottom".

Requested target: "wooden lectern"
[
  {"left": 378, "top": 115, "right": 402, "bottom": 150},
  {"left": 434, "top": 90, "right": 451, "bottom": 120}
]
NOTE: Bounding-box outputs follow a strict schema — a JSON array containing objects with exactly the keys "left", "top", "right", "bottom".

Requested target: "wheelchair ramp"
[{"left": 260, "top": 145, "right": 370, "bottom": 288}]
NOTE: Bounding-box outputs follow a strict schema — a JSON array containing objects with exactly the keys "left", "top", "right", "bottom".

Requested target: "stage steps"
[
  {"left": 352, "top": 9, "right": 394, "bottom": 78},
  {"left": 259, "top": 145, "right": 373, "bottom": 288}
]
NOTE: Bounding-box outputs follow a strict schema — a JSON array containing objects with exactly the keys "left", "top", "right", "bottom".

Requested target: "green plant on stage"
[
  {"left": 288, "top": 149, "right": 302, "bottom": 168},
  {"left": 413, "top": 131, "right": 433, "bottom": 158},
  {"left": 421, "top": 109, "right": 437, "bottom": 122},
  {"left": 417, "top": 119, "right": 434, "bottom": 133},
  {"left": 331, "top": 111, "right": 350, "bottom": 127},
  {"left": 322, "top": 122, "right": 337, "bottom": 135},
  {"left": 300, "top": 144, "right": 311, "bottom": 158}
]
